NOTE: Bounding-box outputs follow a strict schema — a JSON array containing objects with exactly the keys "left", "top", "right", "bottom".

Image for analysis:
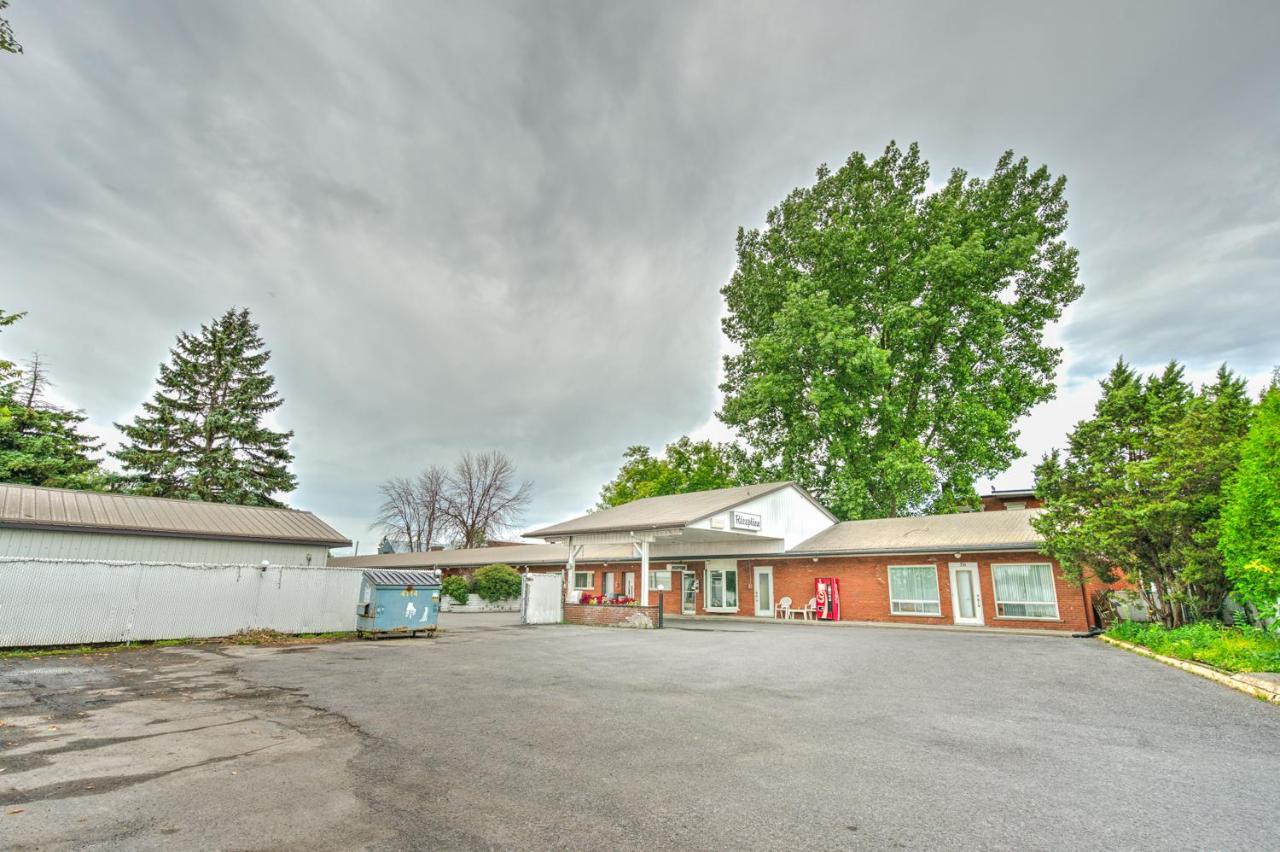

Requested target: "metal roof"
[
  {"left": 526, "top": 482, "right": 804, "bottom": 538},
  {"left": 361, "top": 569, "right": 442, "bottom": 587},
  {"left": 332, "top": 506, "right": 1048, "bottom": 570},
  {"left": 793, "top": 508, "right": 1045, "bottom": 555},
  {"left": 0, "top": 483, "right": 351, "bottom": 548},
  {"left": 332, "top": 543, "right": 634, "bottom": 570}
]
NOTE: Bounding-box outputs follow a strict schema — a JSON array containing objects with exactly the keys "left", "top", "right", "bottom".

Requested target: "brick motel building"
[{"left": 332, "top": 483, "right": 1106, "bottom": 633}]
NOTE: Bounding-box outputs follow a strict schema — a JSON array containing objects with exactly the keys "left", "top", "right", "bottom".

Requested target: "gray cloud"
[{"left": 2, "top": 0, "right": 1278, "bottom": 546}]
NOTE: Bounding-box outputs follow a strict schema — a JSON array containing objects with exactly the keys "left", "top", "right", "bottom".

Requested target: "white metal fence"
[
  {"left": 521, "top": 572, "right": 563, "bottom": 624},
  {"left": 0, "top": 558, "right": 364, "bottom": 647}
]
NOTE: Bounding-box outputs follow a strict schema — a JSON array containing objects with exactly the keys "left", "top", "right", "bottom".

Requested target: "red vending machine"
[{"left": 814, "top": 577, "right": 841, "bottom": 620}]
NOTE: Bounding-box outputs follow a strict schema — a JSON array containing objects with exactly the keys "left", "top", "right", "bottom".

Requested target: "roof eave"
[
  {"left": 529, "top": 524, "right": 685, "bottom": 540},
  {"left": 0, "top": 520, "right": 351, "bottom": 549},
  {"left": 790, "top": 541, "right": 1045, "bottom": 558}
]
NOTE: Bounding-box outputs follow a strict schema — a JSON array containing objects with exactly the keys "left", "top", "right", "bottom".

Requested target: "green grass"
[
  {"left": 0, "top": 638, "right": 192, "bottom": 660},
  {"left": 0, "top": 630, "right": 361, "bottom": 659},
  {"left": 1108, "top": 620, "right": 1280, "bottom": 673}
]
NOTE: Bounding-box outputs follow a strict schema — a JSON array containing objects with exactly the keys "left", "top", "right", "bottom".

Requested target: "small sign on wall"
[{"left": 730, "top": 510, "right": 762, "bottom": 532}]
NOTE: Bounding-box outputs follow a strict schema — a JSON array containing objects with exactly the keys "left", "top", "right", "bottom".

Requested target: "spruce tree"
[
  {"left": 113, "top": 307, "right": 296, "bottom": 506},
  {"left": 0, "top": 311, "right": 104, "bottom": 488},
  {"left": 1033, "top": 360, "right": 1254, "bottom": 626}
]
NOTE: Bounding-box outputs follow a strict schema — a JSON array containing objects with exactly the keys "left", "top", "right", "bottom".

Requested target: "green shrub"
[
  {"left": 1107, "top": 620, "right": 1280, "bottom": 673},
  {"left": 1219, "top": 385, "right": 1280, "bottom": 620},
  {"left": 441, "top": 574, "right": 470, "bottom": 606},
  {"left": 472, "top": 563, "right": 521, "bottom": 603}
]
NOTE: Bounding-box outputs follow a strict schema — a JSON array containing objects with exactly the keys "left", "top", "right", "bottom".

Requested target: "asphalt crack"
[
  {"left": 0, "top": 716, "right": 258, "bottom": 774},
  {"left": 0, "top": 742, "right": 282, "bottom": 807}
]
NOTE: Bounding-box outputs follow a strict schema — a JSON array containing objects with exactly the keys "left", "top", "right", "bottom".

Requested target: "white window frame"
[
  {"left": 705, "top": 563, "right": 739, "bottom": 612},
  {"left": 572, "top": 570, "right": 594, "bottom": 591},
  {"left": 648, "top": 569, "right": 673, "bottom": 591},
  {"left": 887, "top": 564, "right": 942, "bottom": 616},
  {"left": 1005, "top": 501, "right": 1027, "bottom": 511},
  {"left": 991, "top": 562, "right": 1060, "bottom": 620}
]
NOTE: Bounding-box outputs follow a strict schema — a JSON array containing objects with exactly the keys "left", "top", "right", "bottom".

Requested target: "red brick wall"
[
  {"left": 725, "top": 551, "right": 1088, "bottom": 631},
  {"left": 564, "top": 603, "right": 660, "bottom": 627},
  {"left": 980, "top": 495, "right": 1043, "bottom": 511},
  {"left": 447, "top": 554, "right": 1090, "bottom": 632},
  {"left": 567, "top": 561, "right": 698, "bottom": 613}
]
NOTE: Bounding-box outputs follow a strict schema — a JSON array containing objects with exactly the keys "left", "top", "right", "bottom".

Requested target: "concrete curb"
[
  {"left": 1099, "top": 635, "right": 1280, "bottom": 704},
  {"left": 665, "top": 614, "right": 1074, "bottom": 638}
]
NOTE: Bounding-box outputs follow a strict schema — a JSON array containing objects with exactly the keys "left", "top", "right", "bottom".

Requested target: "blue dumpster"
[{"left": 356, "top": 569, "right": 442, "bottom": 638}]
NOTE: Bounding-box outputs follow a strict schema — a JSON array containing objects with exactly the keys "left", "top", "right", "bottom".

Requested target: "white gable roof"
[{"left": 527, "top": 482, "right": 834, "bottom": 540}]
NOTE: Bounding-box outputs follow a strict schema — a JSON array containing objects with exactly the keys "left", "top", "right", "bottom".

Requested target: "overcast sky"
[{"left": 2, "top": 1, "right": 1278, "bottom": 551}]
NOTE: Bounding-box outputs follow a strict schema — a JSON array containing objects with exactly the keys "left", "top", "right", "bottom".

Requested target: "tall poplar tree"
[
  {"left": 113, "top": 308, "right": 296, "bottom": 506},
  {"left": 719, "top": 142, "right": 1082, "bottom": 519}
]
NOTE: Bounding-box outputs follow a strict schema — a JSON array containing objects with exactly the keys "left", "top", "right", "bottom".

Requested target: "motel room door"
[
  {"left": 754, "top": 566, "right": 773, "bottom": 617},
  {"left": 948, "top": 562, "right": 984, "bottom": 626}
]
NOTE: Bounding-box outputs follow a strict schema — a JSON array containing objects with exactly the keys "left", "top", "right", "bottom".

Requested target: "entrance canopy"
[
  {"left": 526, "top": 482, "right": 837, "bottom": 605},
  {"left": 526, "top": 481, "right": 834, "bottom": 549}
]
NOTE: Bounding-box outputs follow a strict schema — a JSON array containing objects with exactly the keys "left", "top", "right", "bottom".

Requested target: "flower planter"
[{"left": 564, "top": 603, "right": 660, "bottom": 628}]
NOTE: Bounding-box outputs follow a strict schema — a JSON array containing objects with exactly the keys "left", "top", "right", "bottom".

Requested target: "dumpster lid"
[{"left": 361, "top": 569, "right": 442, "bottom": 587}]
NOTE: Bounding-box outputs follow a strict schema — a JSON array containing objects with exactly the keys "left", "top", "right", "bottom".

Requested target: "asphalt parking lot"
[{"left": 2, "top": 613, "right": 1277, "bottom": 851}]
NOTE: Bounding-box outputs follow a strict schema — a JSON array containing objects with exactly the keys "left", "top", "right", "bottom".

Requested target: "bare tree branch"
[
  {"left": 372, "top": 475, "right": 423, "bottom": 551},
  {"left": 371, "top": 466, "right": 453, "bottom": 552},
  {"left": 416, "top": 465, "right": 449, "bottom": 551},
  {"left": 441, "top": 450, "right": 532, "bottom": 548}
]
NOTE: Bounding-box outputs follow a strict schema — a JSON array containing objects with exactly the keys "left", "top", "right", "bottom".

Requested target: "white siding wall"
[
  {"left": 0, "top": 558, "right": 361, "bottom": 646},
  {"left": 686, "top": 486, "right": 835, "bottom": 549},
  {"left": 0, "top": 528, "right": 328, "bottom": 566}
]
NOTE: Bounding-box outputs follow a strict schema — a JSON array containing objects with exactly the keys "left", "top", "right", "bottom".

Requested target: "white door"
[
  {"left": 949, "top": 562, "right": 984, "bottom": 626},
  {"left": 754, "top": 566, "right": 774, "bottom": 617},
  {"left": 602, "top": 572, "right": 615, "bottom": 598},
  {"left": 705, "top": 561, "right": 739, "bottom": 612},
  {"left": 681, "top": 571, "right": 697, "bottom": 614},
  {"left": 521, "top": 573, "right": 563, "bottom": 624}
]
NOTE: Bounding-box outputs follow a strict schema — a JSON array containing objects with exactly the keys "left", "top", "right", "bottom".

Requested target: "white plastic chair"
[
  {"left": 800, "top": 597, "right": 817, "bottom": 620},
  {"left": 774, "top": 596, "right": 794, "bottom": 619}
]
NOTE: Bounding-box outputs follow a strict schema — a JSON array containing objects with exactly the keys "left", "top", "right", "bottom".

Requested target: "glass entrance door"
[
  {"left": 705, "top": 562, "right": 739, "bottom": 612},
  {"left": 681, "top": 571, "right": 696, "bottom": 614}
]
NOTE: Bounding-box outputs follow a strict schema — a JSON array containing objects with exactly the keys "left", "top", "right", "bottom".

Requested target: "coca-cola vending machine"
[{"left": 814, "top": 577, "right": 841, "bottom": 620}]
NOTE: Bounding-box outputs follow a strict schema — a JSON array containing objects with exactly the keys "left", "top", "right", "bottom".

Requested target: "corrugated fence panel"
[{"left": 0, "top": 559, "right": 363, "bottom": 646}]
